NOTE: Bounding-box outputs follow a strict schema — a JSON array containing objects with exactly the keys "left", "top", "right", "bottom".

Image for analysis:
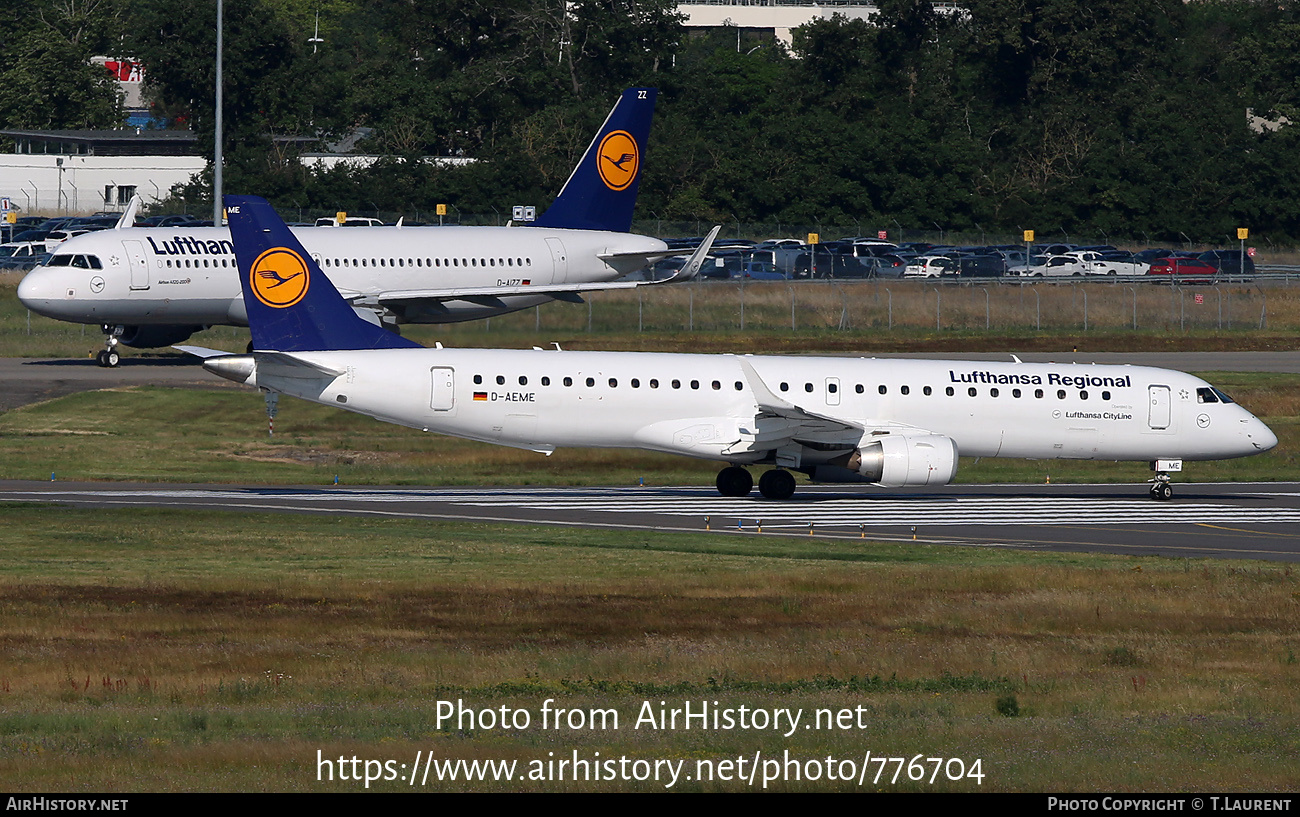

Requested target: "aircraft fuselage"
[
  {"left": 17, "top": 225, "right": 666, "bottom": 326},
  {"left": 207, "top": 349, "right": 1276, "bottom": 473}
]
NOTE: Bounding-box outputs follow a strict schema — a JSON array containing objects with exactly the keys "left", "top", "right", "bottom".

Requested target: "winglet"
[
  {"left": 530, "top": 88, "right": 656, "bottom": 233},
  {"left": 665, "top": 225, "right": 721, "bottom": 282},
  {"left": 224, "top": 195, "right": 421, "bottom": 352},
  {"left": 114, "top": 195, "right": 141, "bottom": 229}
]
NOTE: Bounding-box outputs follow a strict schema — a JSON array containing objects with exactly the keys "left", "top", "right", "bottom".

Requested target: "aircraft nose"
[
  {"left": 16, "top": 268, "right": 54, "bottom": 309},
  {"left": 1249, "top": 417, "right": 1278, "bottom": 453},
  {"left": 16, "top": 268, "right": 75, "bottom": 320}
]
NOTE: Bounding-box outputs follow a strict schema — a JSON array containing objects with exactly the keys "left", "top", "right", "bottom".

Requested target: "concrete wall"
[{"left": 0, "top": 154, "right": 206, "bottom": 215}]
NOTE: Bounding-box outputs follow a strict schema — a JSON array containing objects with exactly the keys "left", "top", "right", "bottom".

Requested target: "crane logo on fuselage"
[
  {"left": 250, "top": 247, "right": 310, "bottom": 308},
  {"left": 597, "top": 130, "right": 639, "bottom": 191}
]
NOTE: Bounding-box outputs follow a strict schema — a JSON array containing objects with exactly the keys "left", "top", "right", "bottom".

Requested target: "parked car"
[
  {"left": 1146, "top": 257, "right": 1217, "bottom": 277},
  {"left": 740, "top": 261, "right": 787, "bottom": 280},
  {"left": 138, "top": 214, "right": 203, "bottom": 228},
  {"left": 315, "top": 216, "right": 385, "bottom": 227},
  {"left": 0, "top": 242, "right": 50, "bottom": 270},
  {"left": 947, "top": 254, "right": 1007, "bottom": 278},
  {"left": 1197, "top": 249, "right": 1255, "bottom": 277},
  {"left": 904, "top": 255, "right": 958, "bottom": 278}
]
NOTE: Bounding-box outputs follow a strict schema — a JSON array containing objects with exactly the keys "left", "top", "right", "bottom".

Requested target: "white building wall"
[
  {"left": 0, "top": 154, "right": 206, "bottom": 215},
  {"left": 678, "top": 2, "right": 880, "bottom": 46}
]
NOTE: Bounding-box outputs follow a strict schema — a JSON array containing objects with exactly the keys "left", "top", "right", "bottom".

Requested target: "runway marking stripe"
[{"left": 7, "top": 488, "right": 1298, "bottom": 527}]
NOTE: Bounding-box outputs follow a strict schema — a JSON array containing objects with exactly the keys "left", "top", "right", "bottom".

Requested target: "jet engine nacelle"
[
  {"left": 114, "top": 324, "right": 206, "bottom": 348},
  {"left": 848, "top": 433, "right": 959, "bottom": 487}
]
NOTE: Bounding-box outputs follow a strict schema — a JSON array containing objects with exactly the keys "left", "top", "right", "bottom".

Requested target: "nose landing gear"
[
  {"left": 1148, "top": 459, "right": 1182, "bottom": 501},
  {"left": 96, "top": 325, "right": 123, "bottom": 367},
  {"left": 1149, "top": 477, "right": 1173, "bottom": 501}
]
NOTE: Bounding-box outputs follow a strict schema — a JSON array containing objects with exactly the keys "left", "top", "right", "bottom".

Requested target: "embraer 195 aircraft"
[
  {"left": 18, "top": 88, "right": 672, "bottom": 367},
  {"left": 183, "top": 196, "right": 1278, "bottom": 501}
]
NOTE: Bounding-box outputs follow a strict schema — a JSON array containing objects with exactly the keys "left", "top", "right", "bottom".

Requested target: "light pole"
[{"left": 213, "top": 0, "right": 223, "bottom": 224}]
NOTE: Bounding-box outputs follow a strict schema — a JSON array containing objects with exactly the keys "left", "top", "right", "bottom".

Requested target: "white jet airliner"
[
  {"left": 18, "top": 88, "right": 673, "bottom": 366},
  {"left": 182, "top": 196, "right": 1278, "bottom": 501}
]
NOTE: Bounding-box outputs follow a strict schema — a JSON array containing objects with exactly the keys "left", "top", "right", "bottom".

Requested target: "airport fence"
[{"left": 465, "top": 278, "right": 1300, "bottom": 337}]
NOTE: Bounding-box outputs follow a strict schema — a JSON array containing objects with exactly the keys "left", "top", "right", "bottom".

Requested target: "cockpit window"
[
  {"left": 1196, "top": 387, "right": 1219, "bottom": 404},
  {"left": 46, "top": 255, "right": 74, "bottom": 267},
  {"left": 1212, "top": 388, "right": 1235, "bottom": 404}
]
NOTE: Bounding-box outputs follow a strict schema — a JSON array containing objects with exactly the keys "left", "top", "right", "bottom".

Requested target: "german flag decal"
[{"left": 473, "top": 392, "right": 488, "bottom": 401}]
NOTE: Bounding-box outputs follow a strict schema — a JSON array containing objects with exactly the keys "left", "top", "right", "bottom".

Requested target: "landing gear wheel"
[
  {"left": 758, "top": 469, "right": 796, "bottom": 500},
  {"left": 716, "top": 466, "right": 753, "bottom": 497},
  {"left": 105, "top": 350, "right": 120, "bottom": 367},
  {"left": 1150, "top": 482, "right": 1173, "bottom": 501},
  {"left": 96, "top": 350, "right": 109, "bottom": 367}
]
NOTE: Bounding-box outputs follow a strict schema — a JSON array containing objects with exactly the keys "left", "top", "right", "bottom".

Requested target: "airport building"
[
  {"left": 678, "top": 0, "right": 884, "bottom": 46},
  {"left": 0, "top": 129, "right": 207, "bottom": 215}
]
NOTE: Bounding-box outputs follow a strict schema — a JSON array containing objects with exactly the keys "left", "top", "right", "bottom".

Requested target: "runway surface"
[{"left": 4, "top": 479, "right": 1299, "bottom": 562}]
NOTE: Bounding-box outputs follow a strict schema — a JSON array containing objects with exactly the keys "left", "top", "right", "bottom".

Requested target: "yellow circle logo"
[
  {"left": 249, "top": 247, "right": 310, "bottom": 308},
  {"left": 597, "top": 130, "right": 639, "bottom": 191}
]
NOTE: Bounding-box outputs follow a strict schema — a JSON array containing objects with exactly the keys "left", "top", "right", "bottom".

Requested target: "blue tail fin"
[
  {"left": 530, "top": 87, "right": 656, "bottom": 233},
  {"left": 224, "top": 195, "right": 421, "bottom": 352}
]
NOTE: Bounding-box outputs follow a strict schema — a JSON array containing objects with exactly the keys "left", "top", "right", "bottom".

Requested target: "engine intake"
[{"left": 847, "top": 433, "right": 959, "bottom": 487}]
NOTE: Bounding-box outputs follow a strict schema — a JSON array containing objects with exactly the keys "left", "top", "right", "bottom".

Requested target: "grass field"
[{"left": 0, "top": 506, "right": 1297, "bottom": 791}]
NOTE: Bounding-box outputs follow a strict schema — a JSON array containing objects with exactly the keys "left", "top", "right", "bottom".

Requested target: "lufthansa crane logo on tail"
[
  {"left": 249, "top": 247, "right": 310, "bottom": 308},
  {"left": 597, "top": 130, "right": 639, "bottom": 191}
]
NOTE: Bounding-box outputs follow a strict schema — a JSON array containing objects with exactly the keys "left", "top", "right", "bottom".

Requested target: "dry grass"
[{"left": 0, "top": 508, "right": 1297, "bottom": 791}]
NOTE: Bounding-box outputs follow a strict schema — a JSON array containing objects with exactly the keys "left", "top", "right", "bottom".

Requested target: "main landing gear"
[
  {"left": 96, "top": 325, "right": 122, "bottom": 368},
  {"left": 715, "top": 466, "right": 796, "bottom": 500}
]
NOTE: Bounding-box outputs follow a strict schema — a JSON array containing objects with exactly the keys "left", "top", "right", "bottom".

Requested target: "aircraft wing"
[
  {"left": 597, "top": 224, "right": 721, "bottom": 282},
  {"left": 726, "top": 357, "right": 939, "bottom": 464},
  {"left": 722, "top": 358, "right": 865, "bottom": 462},
  {"left": 736, "top": 357, "right": 863, "bottom": 433},
  {"left": 368, "top": 280, "right": 647, "bottom": 308}
]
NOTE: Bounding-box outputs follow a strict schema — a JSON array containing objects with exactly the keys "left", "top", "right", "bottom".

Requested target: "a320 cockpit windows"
[{"left": 45, "top": 254, "right": 103, "bottom": 269}]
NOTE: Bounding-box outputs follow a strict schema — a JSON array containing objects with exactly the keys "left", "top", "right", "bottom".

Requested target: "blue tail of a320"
[
  {"left": 225, "top": 195, "right": 421, "bottom": 352},
  {"left": 530, "top": 87, "right": 656, "bottom": 233}
]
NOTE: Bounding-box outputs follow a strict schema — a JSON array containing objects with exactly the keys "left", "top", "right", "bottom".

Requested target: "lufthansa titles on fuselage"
[
  {"left": 948, "top": 369, "right": 1133, "bottom": 389},
  {"left": 146, "top": 236, "right": 235, "bottom": 256}
]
